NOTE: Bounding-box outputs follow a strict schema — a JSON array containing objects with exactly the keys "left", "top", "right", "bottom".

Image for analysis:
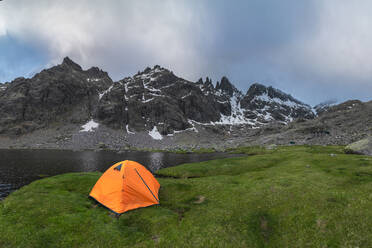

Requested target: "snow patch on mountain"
[
  {"left": 126, "top": 124, "right": 135, "bottom": 134},
  {"left": 254, "top": 93, "right": 310, "bottom": 110},
  {"left": 142, "top": 98, "right": 154, "bottom": 103},
  {"left": 98, "top": 85, "right": 113, "bottom": 99},
  {"left": 80, "top": 119, "right": 99, "bottom": 132},
  {"left": 215, "top": 94, "right": 251, "bottom": 125},
  {"left": 314, "top": 99, "right": 338, "bottom": 115},
  {"left": 87, "top": 78, "right": 101, "bottom": 82},
  {"left": 148, "top": 126, "right": 163, "bottom": 140}
]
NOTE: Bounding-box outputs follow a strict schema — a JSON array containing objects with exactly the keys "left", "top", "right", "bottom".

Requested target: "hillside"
[{"left": 248, "top": 100, "right": 372, "bottom": 146}]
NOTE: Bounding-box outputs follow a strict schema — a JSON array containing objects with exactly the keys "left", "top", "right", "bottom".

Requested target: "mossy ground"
[{"left": 1, "top": 146, "right": 372, "bottom": 247}]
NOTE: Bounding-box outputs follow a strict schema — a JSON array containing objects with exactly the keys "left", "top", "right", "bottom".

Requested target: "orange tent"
[{"left": 89, "top": 160, "right": 160, "bottom": 214}]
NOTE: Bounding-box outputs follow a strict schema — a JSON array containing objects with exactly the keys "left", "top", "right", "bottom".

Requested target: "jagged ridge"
[{"left": 0, "top": 57, "right": 315, "bottom": 136}]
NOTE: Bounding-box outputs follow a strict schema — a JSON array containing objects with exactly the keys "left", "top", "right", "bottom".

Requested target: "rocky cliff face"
[
  {"left": 0, "top": 57, "right": 315, "bottom": 135},
  {"left": 96, "top": 65, "right": 231, "bottom": 134},
  {"left": 0, "top": 57, "right": 112, "bottom": 135},
  {"left": 240, "top": 83, "right": 314, "bottom": 122}
]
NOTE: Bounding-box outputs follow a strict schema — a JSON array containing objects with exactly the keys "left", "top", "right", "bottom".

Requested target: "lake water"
[{"left": 0, "top": 149, "right": 241, "bottom": 199}]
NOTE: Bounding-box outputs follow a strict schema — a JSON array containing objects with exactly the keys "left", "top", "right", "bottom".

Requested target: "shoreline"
[
  {"left": 0, "top": 146, "right": 224, "bottom": 154},
  {"left": 0, "top": 122, "right": 255, "bottom": 152},
  {"left": 0, "top": 147, "right": 247, "bottom": 200},
  {"left": 0, "top": 114, "right": 369, "bottom": 153}
]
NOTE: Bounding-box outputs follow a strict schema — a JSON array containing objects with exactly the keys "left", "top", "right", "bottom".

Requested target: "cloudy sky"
[{"left": 1, "top": 0, "right": 371, "bottom": 105}]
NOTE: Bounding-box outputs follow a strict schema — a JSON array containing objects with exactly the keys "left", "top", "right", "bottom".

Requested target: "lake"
[{"left": 0, "top": 149, "right": 241, "bottom": 199}]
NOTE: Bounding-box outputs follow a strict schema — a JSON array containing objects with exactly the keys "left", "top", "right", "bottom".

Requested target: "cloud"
[
  {"left": 268, "top": 0, "right": 372, "bottom": 103},
  {"left": 0, "top": 19, "right": 5, "bottom": 36},
  {"left": 200, "top": 0, "right": 372, "bottom": 104},
  {"left": 301, "top": 1, "right": 372, "bottom": 81},
  {"left": 0, "top": 0, "right": 371, "bottom": 105},
  {"left": 0, "top": 0, "right": 210, "bottom": 79}
]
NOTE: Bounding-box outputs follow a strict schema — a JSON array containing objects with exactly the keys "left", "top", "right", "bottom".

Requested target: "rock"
[
  {"left": 266, "top": 144, "right": 277, "bottom": 150},
  {"left": 215, "top": 76, "right": 237, "bottom": 97},
  {"left": 345, "top": 137, "right": 372, "bottom": 156},
  {"left": 194, "top": 195, "right": 206, "bottom": 204},
  {"left": 98, "top": 142, "right": 107, "bottom": 149}
]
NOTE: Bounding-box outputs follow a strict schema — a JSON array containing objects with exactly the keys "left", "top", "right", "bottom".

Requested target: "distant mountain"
[
  {"left": 313, "top": 99, "right": 338, "bottom": 115},
  {"left": 240, "top": 83, "right": 314, "bottom": 123},
  {"left": 250, "top": 99, "right": 372, "bottom": 146},
  {"left": 0, "top": 57, "right": 315, "bottom": 135}
]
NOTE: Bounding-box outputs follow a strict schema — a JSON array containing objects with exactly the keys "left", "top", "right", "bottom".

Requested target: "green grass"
[
  {"left": 227, "top": 145, "right": 270, "bottom": 155},
  {"left": 1, "top": 145, "right": 372, "bottom": 247}
]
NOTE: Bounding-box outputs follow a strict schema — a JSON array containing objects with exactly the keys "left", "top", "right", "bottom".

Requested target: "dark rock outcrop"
[
  {"left": 215, "top": 76, "right": 238, "bottom": 97},
  {"left": 0, "top": 57, "right": 112, "bottom": 135},
  {"left": 97, "top": 66, "right": 232, "bottom": 134}
]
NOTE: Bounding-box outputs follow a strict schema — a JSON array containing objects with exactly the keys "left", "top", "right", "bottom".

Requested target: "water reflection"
[
  {"left": 0, "top": 149, "right": 242, "bottom": 199},
  {"left": 148, "top": 152, "right": 164, "bottom": 171},
  {"left": 78, "top": 151, "right": 100, "bottom": 172}
]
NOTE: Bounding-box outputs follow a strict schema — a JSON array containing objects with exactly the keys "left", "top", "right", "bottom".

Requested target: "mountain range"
[{"left": 0, "top": 57, "right": 315, "bottom": 136}]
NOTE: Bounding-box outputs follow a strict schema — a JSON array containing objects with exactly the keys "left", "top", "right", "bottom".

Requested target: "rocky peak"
[
  {"left": 0, "top": 57, "right": 114, "bottom": 135},
  {"left": 143, "top": 67, "right": 152, "bottom": 74},
  {"left": 197, "top": 77, "right": 214, "bottom": 92},
  {"left": 85, "top": 66, "right": 109, "bottom": 79},
  {"left": 135, "top": 65, "right": 169, "bottom": 77},
  {"left": 204, "top": 77, "right": 214, "bottom": 89},
  {"left": 266, "top": 87, "right": 300, "bottom": 103},
  {"left": 240, "top": 83, "right": 314, "bottom": 122},
  {"left": 245, "top": 83, "right": 268, "bottom": 98},
  {"left": 61, "top": 57, "right": 82, "bottom": 71},
  {"left": 314, "top": 99, "right": 338, "bottom": 115},
  {"left": 245, "top": 83, "right": 304, "bottom": 105},
  {"left": 204, "top": 77, "right": 212, "bottom": 84},
  {"left": 216, "top": 76, "right": 239, "bottom": 97}
]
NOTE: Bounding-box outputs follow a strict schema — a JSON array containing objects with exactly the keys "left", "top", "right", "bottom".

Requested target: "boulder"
[{"left": 345, "top": 136, "right": 372, "bottom": 156}]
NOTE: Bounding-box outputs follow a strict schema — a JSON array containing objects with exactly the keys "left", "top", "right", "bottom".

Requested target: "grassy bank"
[{"left": 1, "top": 146, "right": 372, "bottom": 247}]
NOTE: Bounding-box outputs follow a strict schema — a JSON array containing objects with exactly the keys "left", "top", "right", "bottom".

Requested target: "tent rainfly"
[{"left": 89, "top": 160, "right": 160, "bottom": 214}]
